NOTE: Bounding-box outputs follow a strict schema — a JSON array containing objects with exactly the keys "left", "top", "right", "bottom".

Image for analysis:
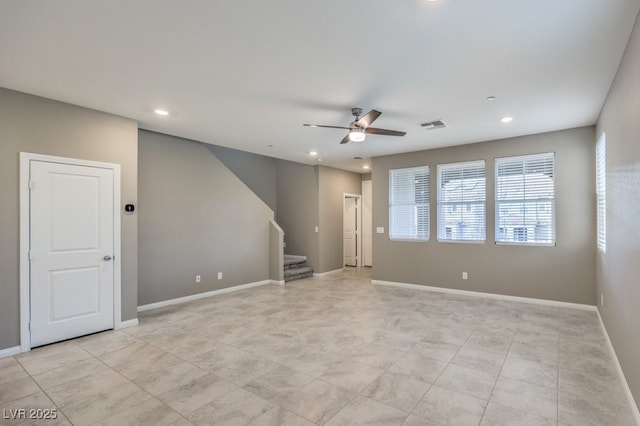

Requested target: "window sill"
[
  {"left": 437, "top": 239, "right": 485, "bottom": 245},
  {"left": 495, "top": 241, "right": 556, "bottom": 247}
]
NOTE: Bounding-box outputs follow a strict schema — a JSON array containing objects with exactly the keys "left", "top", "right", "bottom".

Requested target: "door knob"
[{"left": 103, "top": 255, "right": 113, "bottom": 261}]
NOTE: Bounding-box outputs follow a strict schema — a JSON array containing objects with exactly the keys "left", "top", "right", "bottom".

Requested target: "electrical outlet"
[
  {"left": 462, "top": 272, "right": 468, "bottom": 280},
  {"left": 218, "top": 272, "right": 222, "bottom": 280},
  {"left": 196, "top": 275, "right": 201, "bottom": 283},
  {"left": 314, "top": 226, "right": 319, "bottom": 233}
]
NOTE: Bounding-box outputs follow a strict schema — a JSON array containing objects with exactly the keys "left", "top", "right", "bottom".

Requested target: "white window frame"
[
  {"left": 389, "top": 166, "right": 430, "bottom": 241},
  {"left": 495, "top": 152, "right": 556, "bottom": 246},
  {"left": 596, "top": 133, "right": 606, "bottom": 252},
  {"left": 437, "top": 160, "right": 486, "bottom": 243}
]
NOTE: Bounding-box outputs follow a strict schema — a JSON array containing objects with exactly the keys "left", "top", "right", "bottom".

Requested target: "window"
[
  {"left": 389, "top": 166, "right": 430, "bottom": 240},
  {"left": 437, "top": 160, "right": 486, "bottom": 242},
  {"left": 495, "top": 152, "right": 555, "bottom": 245},
  {"left": 596, "top": 133, "right": 606, "bottom": 252}
]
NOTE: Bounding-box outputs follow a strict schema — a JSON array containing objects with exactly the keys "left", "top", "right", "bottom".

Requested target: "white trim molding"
[
  {"left": 597, "top": 309, "right": 640, "bottom": 424},
  {"left": 371, "top": 280, "right": 596, "bottom": 311},
  {"left": 314, "top": 268, "right": 344, "bottom": 277},
  {"left": 0, "top": 346, "right": 21, "bottom": 359},
  {"left": 271, "top": 280, "right": 285, "bottom": 285},
  {"left": 19, "top": 153, "right": 122, "bottom": 353},
  {"left": 138, "top": 280, "right": 273, "bottom": 312},
  {"left": 115, "top": 319, "right": 139, "bottom": 329}
]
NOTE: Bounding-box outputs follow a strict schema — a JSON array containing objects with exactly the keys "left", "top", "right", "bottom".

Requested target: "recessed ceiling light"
[
  {"left": 363, "top": 165, "right": 370, "bottom": 170},
  {"left": 486, "top": 96, "right": 497, "bottom": 101},
  {"left": 309, "top": 151, "right": 318, "bottom": 156},
  {"left": 501, "top": 116, "right": 513, "bottom": 123},
  {"left": 154, "top": 109, "right": 169, "bottom": 116},
  {"left": 317, "top": 158, "right": 323, "bottom": 162}
]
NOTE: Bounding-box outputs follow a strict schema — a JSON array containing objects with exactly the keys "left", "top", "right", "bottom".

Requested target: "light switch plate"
[{"left": 376, "top": 227, "right": 384, "bottom": 234}]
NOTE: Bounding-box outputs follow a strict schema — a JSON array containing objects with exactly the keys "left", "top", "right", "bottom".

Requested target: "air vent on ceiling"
[
  {"left": 420, "top": 119, "right": 448, "bottom": 130},
  {"left": 353, "top": 156, "right": 363, "bottom": 160}
]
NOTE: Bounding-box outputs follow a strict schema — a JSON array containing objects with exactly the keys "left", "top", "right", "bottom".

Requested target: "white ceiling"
[{"left": 1, "top": 1, "right": 638, "bottom": 173}]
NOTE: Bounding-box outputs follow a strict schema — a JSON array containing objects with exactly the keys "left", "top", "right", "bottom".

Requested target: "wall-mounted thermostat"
[{"left": 124, "top": 204, "right": 135, "bottom": 214}]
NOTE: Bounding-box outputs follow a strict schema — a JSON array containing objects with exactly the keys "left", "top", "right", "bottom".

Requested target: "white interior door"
[
  {"left": 30, "top": 160, "right": 115, "bottom": 347},
  {"left": 344, "top": 197, "right": 357, "bottom": 267},
  {"left": 362, "top": 180, "right": 372, "bottom": 266}
]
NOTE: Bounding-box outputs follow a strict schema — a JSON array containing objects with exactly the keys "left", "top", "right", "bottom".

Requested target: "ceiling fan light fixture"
[{"left": 349, "top": 128, "right": 366, "bottom": 142}]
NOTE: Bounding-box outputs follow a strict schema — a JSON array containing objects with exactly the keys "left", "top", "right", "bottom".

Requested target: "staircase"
[{"left": 284, "top": 255, "right": 314, "bottom": 282}]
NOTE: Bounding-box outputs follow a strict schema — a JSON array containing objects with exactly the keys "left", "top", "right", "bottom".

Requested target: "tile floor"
[{"left": 1, "top": 268, "right": 637, "bottom": 425}]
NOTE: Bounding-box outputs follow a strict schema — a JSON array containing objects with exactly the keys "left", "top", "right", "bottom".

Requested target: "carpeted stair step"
[
  {"left": 284, "top": 266, "right": 314, "bottom": 282},
  {"left": 284, "top": 255, "right": 308, "bottom": 270}
]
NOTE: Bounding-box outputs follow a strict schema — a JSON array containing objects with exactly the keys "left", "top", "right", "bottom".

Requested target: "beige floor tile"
[
  {"left": 349, "top": 342, "right": 407, "bottom": 370},
  {"left": 450, "top": 346, "right": 506, "bottom": 375},
  {"left": 0, "top": 358, "right": 29, "bottom": 386},
  {"left": 388, "top": 352, "right": 448, "bottom": 384},
  {"left": 278, "top": 379, "right": 355, "bottom": 424},
  {"left": 250, "top": 406, "right": 315, "bottom": 426},
  {"left": 413, "top": 385, "right": 487, "bottom": 426},
  {"left": 75, "top": 330, "right": 141, "bottom": 356},
  {"left": 434, "top": 364, "right": 498, "bottom": 400},
  {"left": 319, "top": 359, "right": 384, "bottom": 393},
  {"left": 362, "top": 371, "right": 431, "bottom": 413},
  {"left": 325, "top": 395, "right": 408, "bottom": 426},
  {"left": 0, "top": 377, "right": 41, "bottom": 406},
  {"left": 114, "top": 350, "right": 183, "bottom": 380},
  {"left": 186, "top": 388, "right": 273, "bottom": 425},
  {"left": 0, "top": 390, "right": 67, "bottom": 425},
  {"left": 242, "top": 366, "right": 315, "bottom": 404},
  {"left": 59, "top": 379, "right": 152, "bottom": 425},
  {"left": 134, "top": 361, "right": 209, "bottom": 396},
  {"left": 92, "top": 398, "right": 182, "bottom": 426},
  {"left": 32, "top": 357, "right": 108, "bottom": 390},
  {"left": 16, "top": 344, "right": 92, "bottom": 376},
  {"left": 490, "top": 376, "right": 557, "bottom": 421},
  {"left": 480, "top": 402, "right": 555, "bottom": 426},
  {"left": 158, "top": 373, "right": 237, "bottom": 415},
  {"left": 500, "top": 356, "right": 557, "bottom": 389}
]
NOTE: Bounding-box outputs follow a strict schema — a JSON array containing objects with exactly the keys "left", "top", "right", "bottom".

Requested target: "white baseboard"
[
  {"left": 137, "top": 279, "right": 273, "bottom": 312},
  {"left": 596, "top": 309, "right": 640, "bottom": 424},
  {"left": 116, "top": 318, "right": 139, "bottom": 329},
  {"left": 271, "top": 280, "right": 285, "bottom": 285},
  {"left": 313, "top": 268, "right": 343, "bottom": 277},
  {"left": 0, "top": 346, "right": 21, "bottom": 359},
  {"left": 371, "top": 280, "right": 596, "bottom": 311}
]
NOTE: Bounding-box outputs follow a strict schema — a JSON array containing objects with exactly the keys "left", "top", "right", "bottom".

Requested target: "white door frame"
[
  {"left": 19, "top": 152, "right": 122, "bottom": 353},
  {"left": 343, "top": 193, "right": 362, "bottom": 267},
  {"left": 361, "top": 180, "right": 372, "bottom": 267}
]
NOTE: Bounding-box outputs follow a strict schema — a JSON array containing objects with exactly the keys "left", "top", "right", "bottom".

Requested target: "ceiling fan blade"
[
  {"left": 340, "top": 133, "right": 351, "bottom": 144},
  {"left": 354, "top": 109, "right": 381, "bottom": 128},
  {"left": 303, "top": 124, "right": 351, "bottom": 130},
  {"left": 365, "top": 127, "right": 406, "bottom": 137}
]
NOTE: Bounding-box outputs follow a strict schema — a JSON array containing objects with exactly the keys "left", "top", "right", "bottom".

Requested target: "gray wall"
[
  {"left": 207, "top": 144, "right": 278, "bottom": 211},
  {"left": 596, "top": 9, "right": 640, "bottom": 409},
  {"left": 0, "top": 88, "right": 138, "bottom": 351},
  {"left": 318, "top": 166, "right": 362, "bottom": 272},
  {"left": 275, "top": 160, "right": 320, "bottom": 270},
  {"left": 372, "top": 126, "right": 596, "bottom": 305},
  {"left": 138, "top": 131, "right": 274, "bottom": 305}
]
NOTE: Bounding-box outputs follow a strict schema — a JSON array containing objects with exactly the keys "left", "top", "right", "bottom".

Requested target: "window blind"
[
  {"left": 437, "top": 160, "right": 486, "bottom": 242},
  {"left": 495, "top": 152, "right": 555, "bottom": 245},
  {"left": 596, "top": 134, "right": 606, "bottom": 251},
  {"left": 389, "top": 166, "right": 430, "bottom": 240}
]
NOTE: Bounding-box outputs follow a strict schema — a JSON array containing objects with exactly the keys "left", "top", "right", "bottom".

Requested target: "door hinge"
[
  {"left": 28, "top": 322, "right": 31, "bottom": 331},
  {"left": 28, "top": 180, "right": 33, "bottom": 190},
  {"left": 28, "top": 251, "right": 32, "bottom": 261}
]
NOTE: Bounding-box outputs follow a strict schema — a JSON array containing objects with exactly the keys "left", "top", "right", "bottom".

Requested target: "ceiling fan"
[{"left": 303, "top": 108, "right": 406, "bottom": 144}]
